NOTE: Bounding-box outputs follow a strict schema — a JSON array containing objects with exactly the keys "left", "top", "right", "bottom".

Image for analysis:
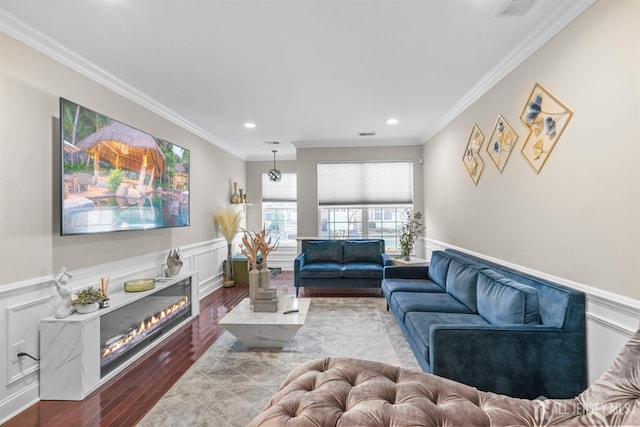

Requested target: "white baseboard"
[{"left": 424, "top": 238, "right": 640, "bottom": 384}]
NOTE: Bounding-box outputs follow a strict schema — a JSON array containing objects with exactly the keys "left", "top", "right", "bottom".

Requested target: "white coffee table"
[{"left": 219, "top": 298, "right": 311, "bottom": 348}]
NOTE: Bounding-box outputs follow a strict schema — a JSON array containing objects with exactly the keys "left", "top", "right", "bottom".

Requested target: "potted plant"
[
  {"left": 72, "top": 287, "right": 104, "bottom": 314},
  {"left": 214, "top": 206, "right": 242, "bottom": 287},
  {"left": 399, "top": 210, "right": 425, "bottom": 261}
]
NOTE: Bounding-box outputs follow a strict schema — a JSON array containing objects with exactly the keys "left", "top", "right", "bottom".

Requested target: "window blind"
[
  {"left": 317, "top": 161, "right": 413, "bottom": 205},
  {"left": 262, "top": 173, "right": 297, "bottom": 202}
]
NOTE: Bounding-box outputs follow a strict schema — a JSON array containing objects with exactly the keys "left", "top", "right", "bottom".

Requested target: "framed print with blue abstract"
[
  {"left": 462, "top": 124, "right": 485, "bottom": 185},
  {"left": 520, "top": 83, "right": 573, "bottom": 174},
  {"left": 486, "top": 114, "right": 518, "bottom": 173}
]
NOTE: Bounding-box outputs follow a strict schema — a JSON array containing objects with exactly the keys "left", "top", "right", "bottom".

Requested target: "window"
[
  {"left": 262, "top": 173, "right": 297, "bottom": 245},
  {"left": 317, "top": 161, "right": 414, "bottom": 253}
]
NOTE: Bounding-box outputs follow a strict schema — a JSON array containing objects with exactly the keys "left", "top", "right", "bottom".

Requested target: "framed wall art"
[
  {"left": 520, "top": 83, "right": 573, "bottom": 174},
  {"left": 462, "top": 124, "right": 485, "bottom": 185},
  {"left": 486, "top": 114, "right": 518, "bottom": 173}
]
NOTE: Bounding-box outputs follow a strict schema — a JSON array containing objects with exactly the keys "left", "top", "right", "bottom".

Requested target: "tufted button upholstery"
[{"left": 249, "top": 329, "right": 640, "bottom": 426}]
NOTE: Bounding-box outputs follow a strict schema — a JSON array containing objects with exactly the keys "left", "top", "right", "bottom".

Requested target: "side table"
[{"left": 391, "top": 257, "right": 429, "bottom": 266}]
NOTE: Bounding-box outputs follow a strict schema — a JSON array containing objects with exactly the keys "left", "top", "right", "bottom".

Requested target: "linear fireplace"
[
  {"left": 100, "top": 277, "right": 191, "bottom": 377},
  {"left": 40, "top": 273, "right": 199, "bottom": 401}
]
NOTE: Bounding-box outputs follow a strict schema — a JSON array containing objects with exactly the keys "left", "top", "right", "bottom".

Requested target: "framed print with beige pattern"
[
  {"left": 462, "top": 124, "right": 485, "bottom": 185},
  {"left": 486, "top": 114, "right": 519, "bottom": 173},
  {"left": 520, "top": 83, "right": 573, "bottom": 174}
]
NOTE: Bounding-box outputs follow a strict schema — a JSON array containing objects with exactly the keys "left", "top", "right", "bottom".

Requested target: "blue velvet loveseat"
[
  {"left": 294, "top": 239, "right": 392, "bottom": 296},
  {"left": 382, "top": 249, "right": 586, "bottom": 399}
]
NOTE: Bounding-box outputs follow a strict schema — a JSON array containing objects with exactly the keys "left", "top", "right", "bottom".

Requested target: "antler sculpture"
[{"left": 239, "top": 227, "right": 280, "bottom": 270}]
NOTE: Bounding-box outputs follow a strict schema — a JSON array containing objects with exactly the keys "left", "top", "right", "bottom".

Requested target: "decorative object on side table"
[
  {"left": 124, "top": 278, "right": 155, "bottom": 292},
  {"left": 53, "top": 266, "right": 73, "bottom": 319},
  {"left": 214, "top": 206, "right": 242, "bottom": 287},
  {"left": 486, "top": 114, "right": 519, "bottom": 173},
  {"left": 399, "top": 210, "right": 425, "bottom": 261},
  {"left": 164, "top": 248, "right": 183, "bottom": 278},
  {"left": 72, "top": 287, "right": 104, "bottom": 314},
  {"left": 231, "top": 181, "right": 242, "bottom": 203},
  {"left": 520, "top": 83, "right": 573, "bottom": 174},
  {"left": 99, "top": 277, "right": 110, "bottom": 308},
  {"left": 462, "top": 124, "right": 485, "bottom": 185},
  {"left": 240, "top": 226, "right": 280, "bottom": 310}
]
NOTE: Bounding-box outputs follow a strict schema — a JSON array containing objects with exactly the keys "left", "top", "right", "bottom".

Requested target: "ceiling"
[{"left": 0, "top": 0, "right": 595, "bottom": 160}]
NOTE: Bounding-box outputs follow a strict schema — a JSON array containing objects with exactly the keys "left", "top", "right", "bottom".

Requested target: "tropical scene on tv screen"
[{"left": 61, "top": 98, "right": 190, "bottom": 235}]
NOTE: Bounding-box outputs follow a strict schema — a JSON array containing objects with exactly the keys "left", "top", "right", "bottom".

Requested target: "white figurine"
[{"left": 54, "top": 267, "right": 74, "bottom": 319}]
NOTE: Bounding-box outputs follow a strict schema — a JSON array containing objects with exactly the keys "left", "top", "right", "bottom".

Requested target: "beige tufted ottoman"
[{"left": 249, "top": 329, "right": 640, "bottom": 426}]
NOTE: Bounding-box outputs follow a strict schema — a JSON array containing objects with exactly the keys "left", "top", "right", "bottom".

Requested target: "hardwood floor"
[
  {"left": 2, "top": 281, "right": 249, "bottom": 427},
  {"left": 1, "top": 271, "right": 383, "bottom": 427}
]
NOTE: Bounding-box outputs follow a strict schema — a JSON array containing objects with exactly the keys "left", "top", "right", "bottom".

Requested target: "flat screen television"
[{"left": 60, "top": 98, "right": 190, "bottom": 235}]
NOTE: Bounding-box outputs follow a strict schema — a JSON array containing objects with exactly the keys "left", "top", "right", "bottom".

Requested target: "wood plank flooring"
[{"left": 1, "top": 272, "right": 382, "bottom": 427}]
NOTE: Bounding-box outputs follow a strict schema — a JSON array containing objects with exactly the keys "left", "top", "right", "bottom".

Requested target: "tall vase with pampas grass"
[{"left": 214, "top": 207, "right": 241, "bottom": 287}]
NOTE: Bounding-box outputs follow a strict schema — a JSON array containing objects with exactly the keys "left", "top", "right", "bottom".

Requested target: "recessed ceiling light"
[
  {"left": 386, "top": 118, "right": 399, "bottom": 125},
  {"left": 244, "top": 122, "right": 256, "bottom": 129}
]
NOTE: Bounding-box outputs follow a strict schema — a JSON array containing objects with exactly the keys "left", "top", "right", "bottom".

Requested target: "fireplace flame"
[{"left": 101, "top": 296, "right": 189, "bottom": 362}]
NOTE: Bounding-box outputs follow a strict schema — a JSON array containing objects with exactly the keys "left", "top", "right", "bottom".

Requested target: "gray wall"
[
  {"left": 296, "top": 145, "right": 424, "bottom": 238},
  {"left": 422, "top": 0, "right": 639, "bottom": 299},
  {"left": 0, "top": 33, "right": 246, "bottom": 285}
]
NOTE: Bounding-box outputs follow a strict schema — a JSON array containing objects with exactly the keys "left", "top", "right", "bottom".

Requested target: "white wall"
[
  {"left": 0, "top": 33, "right": 243, "bottom": 422},
  {"left": 422, "top": 0, "right": 640, "bottom": 382}
]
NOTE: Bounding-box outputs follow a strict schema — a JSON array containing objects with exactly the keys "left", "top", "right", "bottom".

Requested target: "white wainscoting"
[
  {"left": 0, "top": 238, "right": 228, "bottom": 425},
  {"left": 423, "top": 238, "right": 640, "bottom": 385}
]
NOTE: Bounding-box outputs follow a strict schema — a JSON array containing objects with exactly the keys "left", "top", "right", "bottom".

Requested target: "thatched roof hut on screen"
[{"left": 77, "top": 121, "right": 166, "bottom": 189}]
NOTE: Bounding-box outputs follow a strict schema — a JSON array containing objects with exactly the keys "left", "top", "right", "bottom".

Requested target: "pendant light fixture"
[{"left": 268, "top": 150, "right": 281, "bottom": 182}]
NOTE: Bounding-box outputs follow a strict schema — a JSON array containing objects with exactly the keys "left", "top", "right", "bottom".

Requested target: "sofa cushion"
[
  {"left": 477, "top": 269, "right": 540, "bottom": 325},
  {"left": 299, "top": 262, "right": 343, "bottom": 279},
  {"left": 445, "top": 259, "right": 479, "bottom": 312},
  {"left": 343, "top": 240, "right": 382, "bottom": 264},
  {"left": 405, "top": 312, "right": 489, "bottom": 362},
  {"left": 304, "top": 241, "right": 343, "bottom": 264},
  {"left": 427, "top": 251, "right": 452, "bottom": 288},
  {"left": 381, "top": 279, "right": 445, "bottom": 296},
  {"left": 390, "top": 292, "right": 473, "bottom": 322},
  {"left": 342, "top": 263, "right": 383, "bottom": 279}
]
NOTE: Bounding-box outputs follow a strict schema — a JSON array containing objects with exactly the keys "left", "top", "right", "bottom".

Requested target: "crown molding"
[
  {"left": 422, "top": 0, "right": 598, "bottom": 142},
  {"left": 292, "top": 137, "right": 421, "bottom": 149},
  {"left": 0, "top": 10, "right": 248, "bottom": 160}
]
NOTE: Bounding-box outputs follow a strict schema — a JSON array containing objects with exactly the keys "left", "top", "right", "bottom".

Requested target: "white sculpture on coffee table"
[{"left": 54, "top": 267, "right": 74, "bottom": 319}]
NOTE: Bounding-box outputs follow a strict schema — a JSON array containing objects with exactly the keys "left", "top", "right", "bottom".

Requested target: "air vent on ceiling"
[
  {"left": 358, "top": 132, "right": 376, "bottom": 136},
  {"left": 264, "top": 141, "right": 280, "bottom": 145},
  {"left": 497, "top": 0, "right": 537, "bottom": 17}
]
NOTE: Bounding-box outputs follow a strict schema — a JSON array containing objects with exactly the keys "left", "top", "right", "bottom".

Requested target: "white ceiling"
[{"left": 0, "top": 0, "right": 595, "bottom": 160}]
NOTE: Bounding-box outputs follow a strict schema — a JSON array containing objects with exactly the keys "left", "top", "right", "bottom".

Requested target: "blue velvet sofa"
[
  {"left": 294, "top": 239, "right": 392, "bottom": 296},
  {"left": 382, "top": 248, "right": 586, "bottom": 399}
]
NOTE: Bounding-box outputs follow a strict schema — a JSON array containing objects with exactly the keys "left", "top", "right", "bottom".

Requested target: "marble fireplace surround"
[{"left": 39, "top": 273, "right": 199, "bottom": 401}]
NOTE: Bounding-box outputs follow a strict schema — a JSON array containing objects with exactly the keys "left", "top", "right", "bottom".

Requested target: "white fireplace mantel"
[{"left": 39, "top": 272, "right": 199, "bottom": 401}]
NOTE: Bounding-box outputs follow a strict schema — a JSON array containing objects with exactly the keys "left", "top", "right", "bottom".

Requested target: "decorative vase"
[
  {"left": 231, "top": 182, "right": 241, "bottom": 203},
  {"left": 224, "top": 243, "right": 235, "bottom": 287},
  {"left": 249, "top": 268, "right": 260, "bottom": 306},
  {"left": 259, "top": 267, "right": 270, "bottom": 289},
  {"left": 401, "top": 246, "right": 412, "bottom": 261},
  {"left": 76, "top": 302, "right": 99, "bottom": 314}
]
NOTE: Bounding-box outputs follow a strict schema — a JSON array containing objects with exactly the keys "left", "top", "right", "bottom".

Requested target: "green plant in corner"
[
  {"left": 399, "top": 210, "right": 425, "bottom": 261},
  {"left": 71, "top": 287, "right": 104, "bottom": 306}
]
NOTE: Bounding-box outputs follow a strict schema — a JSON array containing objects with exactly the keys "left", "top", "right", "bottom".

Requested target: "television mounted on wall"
[{"left": 60, "top": 98, "right": 190, "bottom": 235}]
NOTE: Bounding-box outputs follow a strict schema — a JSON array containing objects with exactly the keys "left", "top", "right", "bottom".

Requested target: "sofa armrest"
[
  {"left": 429, "top": 325, "right": 586, "bottom": 399},
  {"left": 383, "top": 265, "right": 429, "bottom": 280},
  {"left": 294, "top": 253, "right": 306, "bottom": 281},
  {"left": 381, "top": 253, "right": 393, "bottom": 266}
]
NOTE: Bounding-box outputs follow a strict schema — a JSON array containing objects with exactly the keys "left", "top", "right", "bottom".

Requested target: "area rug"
[{"left": 137, "top": 297, "right": 419, "bottom": 426}]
